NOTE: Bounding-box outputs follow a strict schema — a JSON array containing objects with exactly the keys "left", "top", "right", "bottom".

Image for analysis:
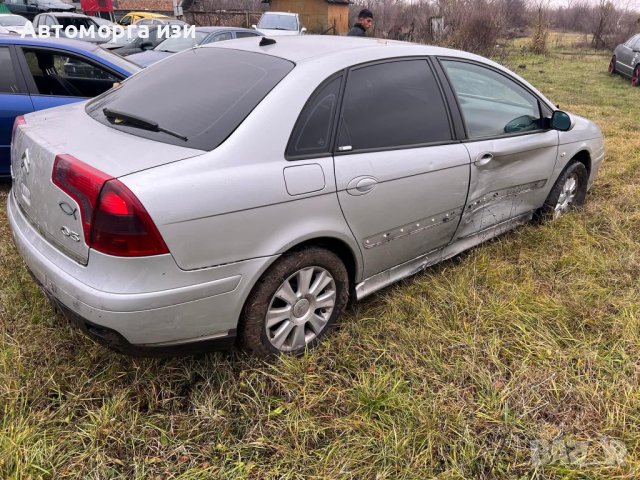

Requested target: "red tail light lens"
[
  {"left": 12, "top": 116, "right": 26, "bottom": 143},
  {"left": 52, "top": 154, "right": 169, "bottom": 257},
  {"left": 52, "top": 154, "right": 111, "bottom": 242},
  {"left": 92, "top": 180, "right": 169, "bottom": 257}
]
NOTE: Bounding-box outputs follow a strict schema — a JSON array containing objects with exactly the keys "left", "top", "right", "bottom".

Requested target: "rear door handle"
[
  {"left": 474, "top": 152, "right": 494, "bottom": 167},
  {"left": 346, "top": 176, "right": 378, "bottom": 196}
]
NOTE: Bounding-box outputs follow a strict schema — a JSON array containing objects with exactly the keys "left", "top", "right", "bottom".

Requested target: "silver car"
[
  {"left": 610, "top": 33, "right": 640, "bottom": 86},
  {"left": 8, "top": 36, "right": 604, "bottom": 357}
]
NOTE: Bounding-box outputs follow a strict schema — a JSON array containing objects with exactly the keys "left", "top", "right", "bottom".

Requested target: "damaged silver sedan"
[{"left": 8, "top": 36, "right": 604, "bottom": 357}]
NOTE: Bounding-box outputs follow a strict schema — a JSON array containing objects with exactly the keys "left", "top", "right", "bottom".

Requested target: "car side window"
[
  {"left": 337, "top": 60, "right": 451, "bottom": 151},
  {"left": 0, "top": 47, "right": 20, "bottom": 94},
  {"left": 120, "top": 15, "right": 132, "bottom": 26},
  {"left": 625, "top": 35, "right": 639, "bottom": 47},
  {"left": 235, "top": 31, "right": 259, "bottom": 38},
  {"left": 22, "top": 48, "right": 120, "bottom": 97},
  {"left": 441, "top": 60, "right": 542, "bottom": 139},
  {"left": 207, "top": 32, "right": 234, "bottom": 43},
  {"left": 287, "top": 75, "right": 342, "bottom": 158}
]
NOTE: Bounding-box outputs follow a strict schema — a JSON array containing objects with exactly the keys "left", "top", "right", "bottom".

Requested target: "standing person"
[{"left": 347, "top": 9, "right": 374, "bottom": 37}]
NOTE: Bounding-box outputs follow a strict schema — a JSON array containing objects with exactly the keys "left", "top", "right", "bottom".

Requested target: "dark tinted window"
[
  {"left": 287, "top": 76, "right": 341, "bottom": 157},
  {"left": 236, "top": 31, "right": 260, "bottom": 38},
  {"left": 87, "top": 48, "right": 294, "bottom": 151},
  {"left": 338, "top": 60, "right": 451, "bottom": 151},
  {"left": 0, "top": 47, "right": 19, "bottom": 94}
]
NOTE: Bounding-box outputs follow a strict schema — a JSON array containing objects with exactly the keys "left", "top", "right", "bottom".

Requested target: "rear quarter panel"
[{"left": 120, "top": 61, "right": 363, "bottom": 277}]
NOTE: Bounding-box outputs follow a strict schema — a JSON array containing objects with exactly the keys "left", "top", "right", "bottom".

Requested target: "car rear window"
[{"left": 86, "top": 47, "right": 294, "bottom": 151}]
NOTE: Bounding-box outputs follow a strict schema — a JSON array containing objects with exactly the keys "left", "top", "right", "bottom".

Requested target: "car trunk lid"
[{"left": 11, "top": 103, "right": 204, "bottom": 264}]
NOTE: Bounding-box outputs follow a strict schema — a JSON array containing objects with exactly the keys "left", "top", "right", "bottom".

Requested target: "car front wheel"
[
  {"left": 632, "top": 65, "right": 640, "bottom": 87},
  {"left": 240, "top": 247, "right": 349, "bottom": 357},
  {"left": 536, "top": 161, "right": 588, "bottom": 222},
  {"left": 608, "top": 56, "right": 616, "bottom": 74}
]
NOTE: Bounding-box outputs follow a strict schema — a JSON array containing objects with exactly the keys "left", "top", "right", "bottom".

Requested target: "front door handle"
[
  {"left": 474, "top": 152, "right": 494, "bottom": 167},
  {"left": 346, "top": 176, "right": 378, "bottom": 196}
]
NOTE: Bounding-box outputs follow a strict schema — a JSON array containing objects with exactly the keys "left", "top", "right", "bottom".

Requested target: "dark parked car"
[
  {"left": 3, "top": 0, "right": 74, "bottom": 20},
  {"left": 610, "top": 33, "right": 640, "bottom": 86},
  {"left": 101, "top": 25, "right": 174, "bottom": 56},
  {"left": 0, "top": 35, "right": 140, "bottom": 177}
]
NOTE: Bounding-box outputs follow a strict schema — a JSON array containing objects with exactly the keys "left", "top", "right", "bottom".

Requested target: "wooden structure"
[{"left": 263, "top": 0, "right": 350, "bottom": 35}]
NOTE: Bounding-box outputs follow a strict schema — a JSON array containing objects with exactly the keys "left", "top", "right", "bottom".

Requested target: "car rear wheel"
[
  {"left": 632, "top": 65, "right": 640, "bottom": 87},
  {"left": 239, "top": 247, "right": 349, "bottom": 357},
  {"left": 608, "top": 56, "right": 616, "bottom": 74},
  {"left": 536, "top": 161, "right": 588, "bottom": 222}
]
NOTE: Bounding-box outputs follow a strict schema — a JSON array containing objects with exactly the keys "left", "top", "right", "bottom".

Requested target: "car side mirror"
[
  {"left": 550, "top": 110, "right": 572, "bottom": 131},
  {"left": 140, "top": 41, "right": 153, "bottom": 50},
  {"left": 300, "top": 27, "right": 307, "bottom": 34},
  {"left": 251, "top": 24, "right": 257, "bottom": 30}
]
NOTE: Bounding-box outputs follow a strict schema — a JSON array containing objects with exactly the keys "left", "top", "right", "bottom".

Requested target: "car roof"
[
  {"left": 126, "top": 12, "right": 170, "bottom": 18},
  {"left": 0, "top": 34, "right": 102, "bottom": 51},
  {"left": 207, "top": 35, "right": 480, "bottom": 64},
  {"left": 262, "top": 11, "right": 298, "bottom": 17},
  {"left": 194, "top": 26, "right": 255, "bottom": 33},
  {"left": 39, "top": 12, "right": 91, "bottom": 18}
]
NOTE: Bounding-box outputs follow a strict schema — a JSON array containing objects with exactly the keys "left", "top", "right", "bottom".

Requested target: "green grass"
[{"left": 1, "top": 44, "right": 639, "bottom": 479}]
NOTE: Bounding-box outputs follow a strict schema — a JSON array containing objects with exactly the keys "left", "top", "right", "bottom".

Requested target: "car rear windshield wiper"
[{"left": 103, "top": 108, "right": 188, "bottom": 142}]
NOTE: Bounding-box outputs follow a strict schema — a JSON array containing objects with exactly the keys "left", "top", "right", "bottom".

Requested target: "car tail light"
[
  {"left": 52, "top": 154, "right": 169, "bottom": 257},
  {"left": 12, "top": 116, "right": 26, "bottom": 143}
]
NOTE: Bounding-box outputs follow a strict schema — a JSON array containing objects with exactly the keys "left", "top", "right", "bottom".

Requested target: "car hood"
[
  {"left": 126, "top": 49, "right": 172, "bottom": 67},
  {"left": 256, "top": 28, "right": 301, "bottom": 36}
]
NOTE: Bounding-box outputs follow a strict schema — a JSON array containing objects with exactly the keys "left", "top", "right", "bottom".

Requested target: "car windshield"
[
  {"left": 153, "top": 31, "right": 208, "bottom": 53},
  {"left": 57, "top": 17, "right": 97, "bottom": 28},
  {"left": 0, "top": 15, "right": 28, "bottom": 27},
  {"left": 258, "top": 14, "right": 297, "bottom": 31},
  {"left": 86, "top": 48, "right": 294, "bottom": 151},
  {"left": 107, "top": 25, "right": 144, "bottom": 45}
]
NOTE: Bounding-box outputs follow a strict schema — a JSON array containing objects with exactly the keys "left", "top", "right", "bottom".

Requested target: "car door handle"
[
  {"left": 346, "top": 176, "right": 378, "bottom": 196},
  {"left": 474, "top": 152, "right": 494, "bottom": 167}
]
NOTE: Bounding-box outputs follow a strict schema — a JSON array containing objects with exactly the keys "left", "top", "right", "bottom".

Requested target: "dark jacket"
[{"left": 347, "top": 23, "right": 367, "bottom": 37}]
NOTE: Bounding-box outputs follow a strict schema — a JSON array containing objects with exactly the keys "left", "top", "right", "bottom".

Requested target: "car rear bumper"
[{"left": 7, "top": 190, "right": 277, "bottom": 352}]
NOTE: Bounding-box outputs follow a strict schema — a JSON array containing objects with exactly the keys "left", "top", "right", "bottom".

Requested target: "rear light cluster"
[
  {"left": 52, "top": 154, "right": 169, "bottom": 257},
  {"left": 12, "top": 116, "right": 26, "bottom": 144}
]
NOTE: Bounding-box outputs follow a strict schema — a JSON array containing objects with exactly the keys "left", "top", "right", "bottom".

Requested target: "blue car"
[{"left": 0, "top": 35, "right": 141, "bottom": 177}]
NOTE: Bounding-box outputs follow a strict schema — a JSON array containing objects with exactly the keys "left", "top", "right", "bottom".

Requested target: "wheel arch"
[
  {"left": 285, "top": 236, "right": 361, "bottom": 298},
  {"left": 571, "top": 149, "right": 591, "bottom": 178}
]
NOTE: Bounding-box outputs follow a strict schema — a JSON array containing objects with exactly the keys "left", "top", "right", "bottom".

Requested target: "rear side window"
[
  {"left": 87, "top": 48, "right": 294, "bottom": 151},
  {"left": 337, "top": 60, "right": 451, "bottom": 151},
  {"left": 287, "top": 75, "right": 342, "bottom": 158},
  {"left": 236, "top": 31, "right": 260, "bottom": 39},
  {"left": 0, "top": 47, "right": 19, "bottom": 94}
]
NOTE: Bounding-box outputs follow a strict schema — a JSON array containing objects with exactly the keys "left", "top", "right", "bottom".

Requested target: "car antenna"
[{"left": 260, "top": 37, "right": 276, "bottom": 47}]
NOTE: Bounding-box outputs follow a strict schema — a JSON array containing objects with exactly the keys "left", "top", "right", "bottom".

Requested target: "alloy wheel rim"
[
  {"left": 553, "top": 173, "right": 579, "bottom": 219},
  {"left": 265, "top": 266, "right": 336, "bottom": 352}
]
